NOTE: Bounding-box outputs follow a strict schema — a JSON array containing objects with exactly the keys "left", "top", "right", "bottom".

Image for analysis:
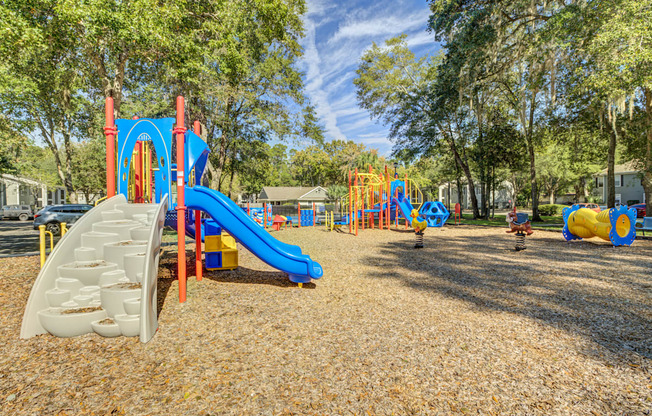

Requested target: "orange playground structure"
[{"left": 344, "top": 166, "right": 423, "bottom": 236}]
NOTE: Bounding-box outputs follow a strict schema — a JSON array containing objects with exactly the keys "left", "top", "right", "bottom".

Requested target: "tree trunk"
[
  {"left": 574, "top": 177, "right": 585, "bottom": 203},
  {"left": 446, "top": 136, "right": 480, "bottom": 218},
  {"left": 491, "top": 166, "right": 495, "bottom": 218},
  {"left": 606, "top": 108, "right": 618, "bottom": 207},
  {"left": 455, "top": 174, "right": 463, "bottom": 216},
  {"left": 643, "top": 88, "right": 652, "bottom": 215},
  {"left": 227, "top": 166, "right": 235, "bottom": 199},
  {"left": 205, "top": 160, "right": 220, "bottom": 189},
  {"left": 526, "top": 92, "right": 541, "bottom": 221}
]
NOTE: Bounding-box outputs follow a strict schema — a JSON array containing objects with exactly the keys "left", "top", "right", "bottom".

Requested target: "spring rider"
[
  {"left": 410, "top": 209, "right": 427, "bottom": 248},
  {"left": 506, "top": 207, "right": 533, "bottom": 251}
]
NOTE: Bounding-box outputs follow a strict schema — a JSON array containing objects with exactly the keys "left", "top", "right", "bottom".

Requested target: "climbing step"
[
  {"left": 45, "top": 288, "right": 70, "bottom": 307},
  {"left": 100, "top": 282, "right": 142, "bottom": 318},
  {"left": 123, "top": 253, "right": 146, "bottom": 282},
  {"left": 92, "top": 220, "right": 143, "bottom": 241},
  {"left": 80, "top": 231, "right": 121, "bottom": 258},
  {"left": 99, "top": 270, "right": 130, "bottom": 287},
  {"left": 74, "top": 247, "right": 97, "bottom": 262},
  {"left": 101, "top": 210, "right": 125, "bottom": 221},
  {"left": 21, "top": 193, "right": 167, "bottom": 342},
  {"left": 130, "top": 226, "right": 151, "bottom": 241},
  {"left": 57, "top": 261, "right": 118, "bottom": 287},
  {"left": 103, "top": 241, "right": 148, "bottom": 270}
]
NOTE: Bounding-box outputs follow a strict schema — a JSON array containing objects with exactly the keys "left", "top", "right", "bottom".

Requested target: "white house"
[
  {"left": 438, "top": 180, "right": 514, "bottom": 210},
  {"left": 593, "top": 161, "right": 646, "bottom": 205},
  {"left": 0, "top": 174, "right": 66, "bottom": 208}
]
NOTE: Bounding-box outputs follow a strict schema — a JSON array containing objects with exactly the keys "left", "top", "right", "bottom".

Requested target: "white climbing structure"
[{"left": 21, "top": 194, "right": 168, "bottom": 343}]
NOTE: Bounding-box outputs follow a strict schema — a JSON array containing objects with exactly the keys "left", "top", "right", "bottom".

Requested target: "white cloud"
[
  {"left": 299, "top": 17, "right": 345, "bottom": 141},
  {"left": 407, "top": 31, "right": 436, "bottom": 48},
  {"left": 328, "top": 10, "right": 429, "bottom": 45},
  {"left": 298, "top": 1, "right": 435, "bottom": 152}
]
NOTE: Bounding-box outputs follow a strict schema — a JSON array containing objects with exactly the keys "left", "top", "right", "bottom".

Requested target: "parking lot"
[{"left": 0, "top": 220, "right": 60, "bottom": 257}]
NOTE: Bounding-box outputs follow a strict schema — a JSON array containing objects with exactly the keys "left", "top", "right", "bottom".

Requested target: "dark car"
[
  {"left": 33, "top": 204, "right": 93, "bottom": 234},
  {"left": 630, "top": 203, "right": 646, "bottom": 218},
  {"left": 1, "top": 205, "right": 34, "bottom": 221}
]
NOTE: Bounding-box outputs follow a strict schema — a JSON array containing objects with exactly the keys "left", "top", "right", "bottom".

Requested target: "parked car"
[
  {"left": 630, "top": 203, "right": 646, "bottom": 218},
  {"left": 33, "top": 204, "right": 93, "bottom": 234},
  {"left": 1, "top": 205, "right": 34, "bottom": 221},
  {"left": 576, "top": 203, "right": 601, "bottom": 213}
]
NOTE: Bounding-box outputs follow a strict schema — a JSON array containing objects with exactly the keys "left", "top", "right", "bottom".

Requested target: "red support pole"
[
  {"left": 359, "top": 169, "right": 364, "bottom": 231},
  {"left": 298, "top": 203, "right": 301, "bottom": 228},
  {"left": 148, "top": 144, "right": 153, "bottom": 200},
  {"left": 134, "top": 141, "right": 142, "bottom": 202},
  {"left": 405, "top": 172, "right": 409, "bottom": 230},
  {"left": 313, "top": 202, "right": 316, "bottom": 227},
  {"left": 175, "top": 96, "right": 187, "bottom": 303},
  {"left": 354, "top": 168, "right": 359, "bottom": 236},
  {"left": 385, "top": 165, "right": 390, "bottom": 229},
  {"left": 348, "top": 171, "right": 352, "bottom": 234},
  {"left": 247, "top": 202, "right": 250, "bottom": 216},
  {"left": 264, "top": 203, "right": 268, "bottom": 229},
  {"left": 378, "top": 189, "right": 382, "bottom": 231},
  {"left": 104, "top": 98, "right": 116, "bottom": 198},
  {"left": 193, "top": 120, "right": 202, "bottom": 282}
]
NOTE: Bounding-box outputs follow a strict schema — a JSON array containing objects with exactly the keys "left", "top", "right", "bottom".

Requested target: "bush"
[{"left": 538, "top": 204, "right": 566, "bottom": 216}]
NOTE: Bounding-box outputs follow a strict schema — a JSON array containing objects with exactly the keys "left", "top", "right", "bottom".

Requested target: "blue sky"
[{"left": 298, "top": 0, "right": 440, "bottom": 156}]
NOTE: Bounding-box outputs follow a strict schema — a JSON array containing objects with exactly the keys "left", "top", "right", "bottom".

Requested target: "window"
[
  {"left": 595, "top": 177, "right": 603, "bottom": 187},
  {"left": 615, "top": 175, "right": 623, "bottom": 187}
]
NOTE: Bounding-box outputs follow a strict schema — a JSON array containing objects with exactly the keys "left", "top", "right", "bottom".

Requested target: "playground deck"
[{"left": 1, "top": 226, "right": 650, "bottom": 414}]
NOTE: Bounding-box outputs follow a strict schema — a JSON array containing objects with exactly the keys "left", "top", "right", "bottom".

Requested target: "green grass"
[{"left": 458, "top": 213, "right": 565, "bottom": 231}]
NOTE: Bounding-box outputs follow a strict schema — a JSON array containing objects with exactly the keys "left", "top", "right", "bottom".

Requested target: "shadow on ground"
[
  {"left": 362, "top": 230, "right": 652, "bottom": 361},
  {"left": 0, "top": 221, "right": 60, "bottom": 256},
  {"left": 156, "top": 247, "right": 314, "bottom": 313}
]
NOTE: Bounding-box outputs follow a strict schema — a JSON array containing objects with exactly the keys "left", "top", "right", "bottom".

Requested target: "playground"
[{"left": 2, "top": 225, "right": 651, "bottom": 414}]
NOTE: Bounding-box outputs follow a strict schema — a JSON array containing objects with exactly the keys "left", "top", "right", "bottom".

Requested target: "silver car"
[
  {"left": 1, "top": 205, "right": 34, "bottom": 221},
  {"left": 33, "top": 204, "right": 93, "bottom": 234}
]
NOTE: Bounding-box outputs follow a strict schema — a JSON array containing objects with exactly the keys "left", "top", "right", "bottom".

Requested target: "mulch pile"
[{"left": 0, "top": 224, "right": 650, "bottom": 415}]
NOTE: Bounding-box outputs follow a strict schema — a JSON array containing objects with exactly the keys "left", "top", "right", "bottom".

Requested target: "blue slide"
[
  {"left": 392, "top": 195, "right": 415, "bottom": 222},
  {"left": 185, "top": 186, "right": 323, "bottom": 283}
]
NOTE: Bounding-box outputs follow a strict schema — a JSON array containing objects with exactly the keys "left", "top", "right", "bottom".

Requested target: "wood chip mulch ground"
[{"left": 0, "top": 225, "right": 651, "bottom": 415}]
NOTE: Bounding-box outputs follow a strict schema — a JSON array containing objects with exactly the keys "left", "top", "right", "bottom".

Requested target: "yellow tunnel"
[{"left": 562, "top": 205, "right": 637, "bottom": 246}]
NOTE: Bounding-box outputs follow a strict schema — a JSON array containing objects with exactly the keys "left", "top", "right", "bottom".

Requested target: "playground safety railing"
[
  {"left": 39, "top": 222, "right": 66, "bottom": 268},
  {"left": 406, "top": 178, "right": 423, "bottom": 210}
]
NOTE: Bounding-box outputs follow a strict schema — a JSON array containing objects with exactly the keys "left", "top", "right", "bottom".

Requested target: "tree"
[
  {"left": 169, "top": 0, "right": 314, "bottom": 194},
  {"left": 72, "top": 138, "right": 107, "bottom": 204},
  {"left": 56, "top": 0, "right": 184, "bottom": 117},
  {"left": 574, "top": 0, "right": 652, "bottom": 211},
  {"left": 427, "top": 0, "right": 565, "bottom": 221},
  {"left": 0, "top": 1, "right": 93, "bottom": 202},
  {"left": 354, "top": 35, "right": 482, "bottom": 218},
  {"left": 0, "top": 115, "right": 26, "bottom": 174}
]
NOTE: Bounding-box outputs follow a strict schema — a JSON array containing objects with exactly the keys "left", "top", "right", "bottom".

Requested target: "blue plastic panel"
[{"left": 115, "top": 118, "right": 174, "bottom": 203}]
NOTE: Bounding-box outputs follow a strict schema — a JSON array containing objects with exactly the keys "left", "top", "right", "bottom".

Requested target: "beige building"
[
  {"left": 0, "top": 174, "right": 66, "bottom": 208},
  {"left": 258, "top": 186, "right": 328, "bottom": 206}
]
